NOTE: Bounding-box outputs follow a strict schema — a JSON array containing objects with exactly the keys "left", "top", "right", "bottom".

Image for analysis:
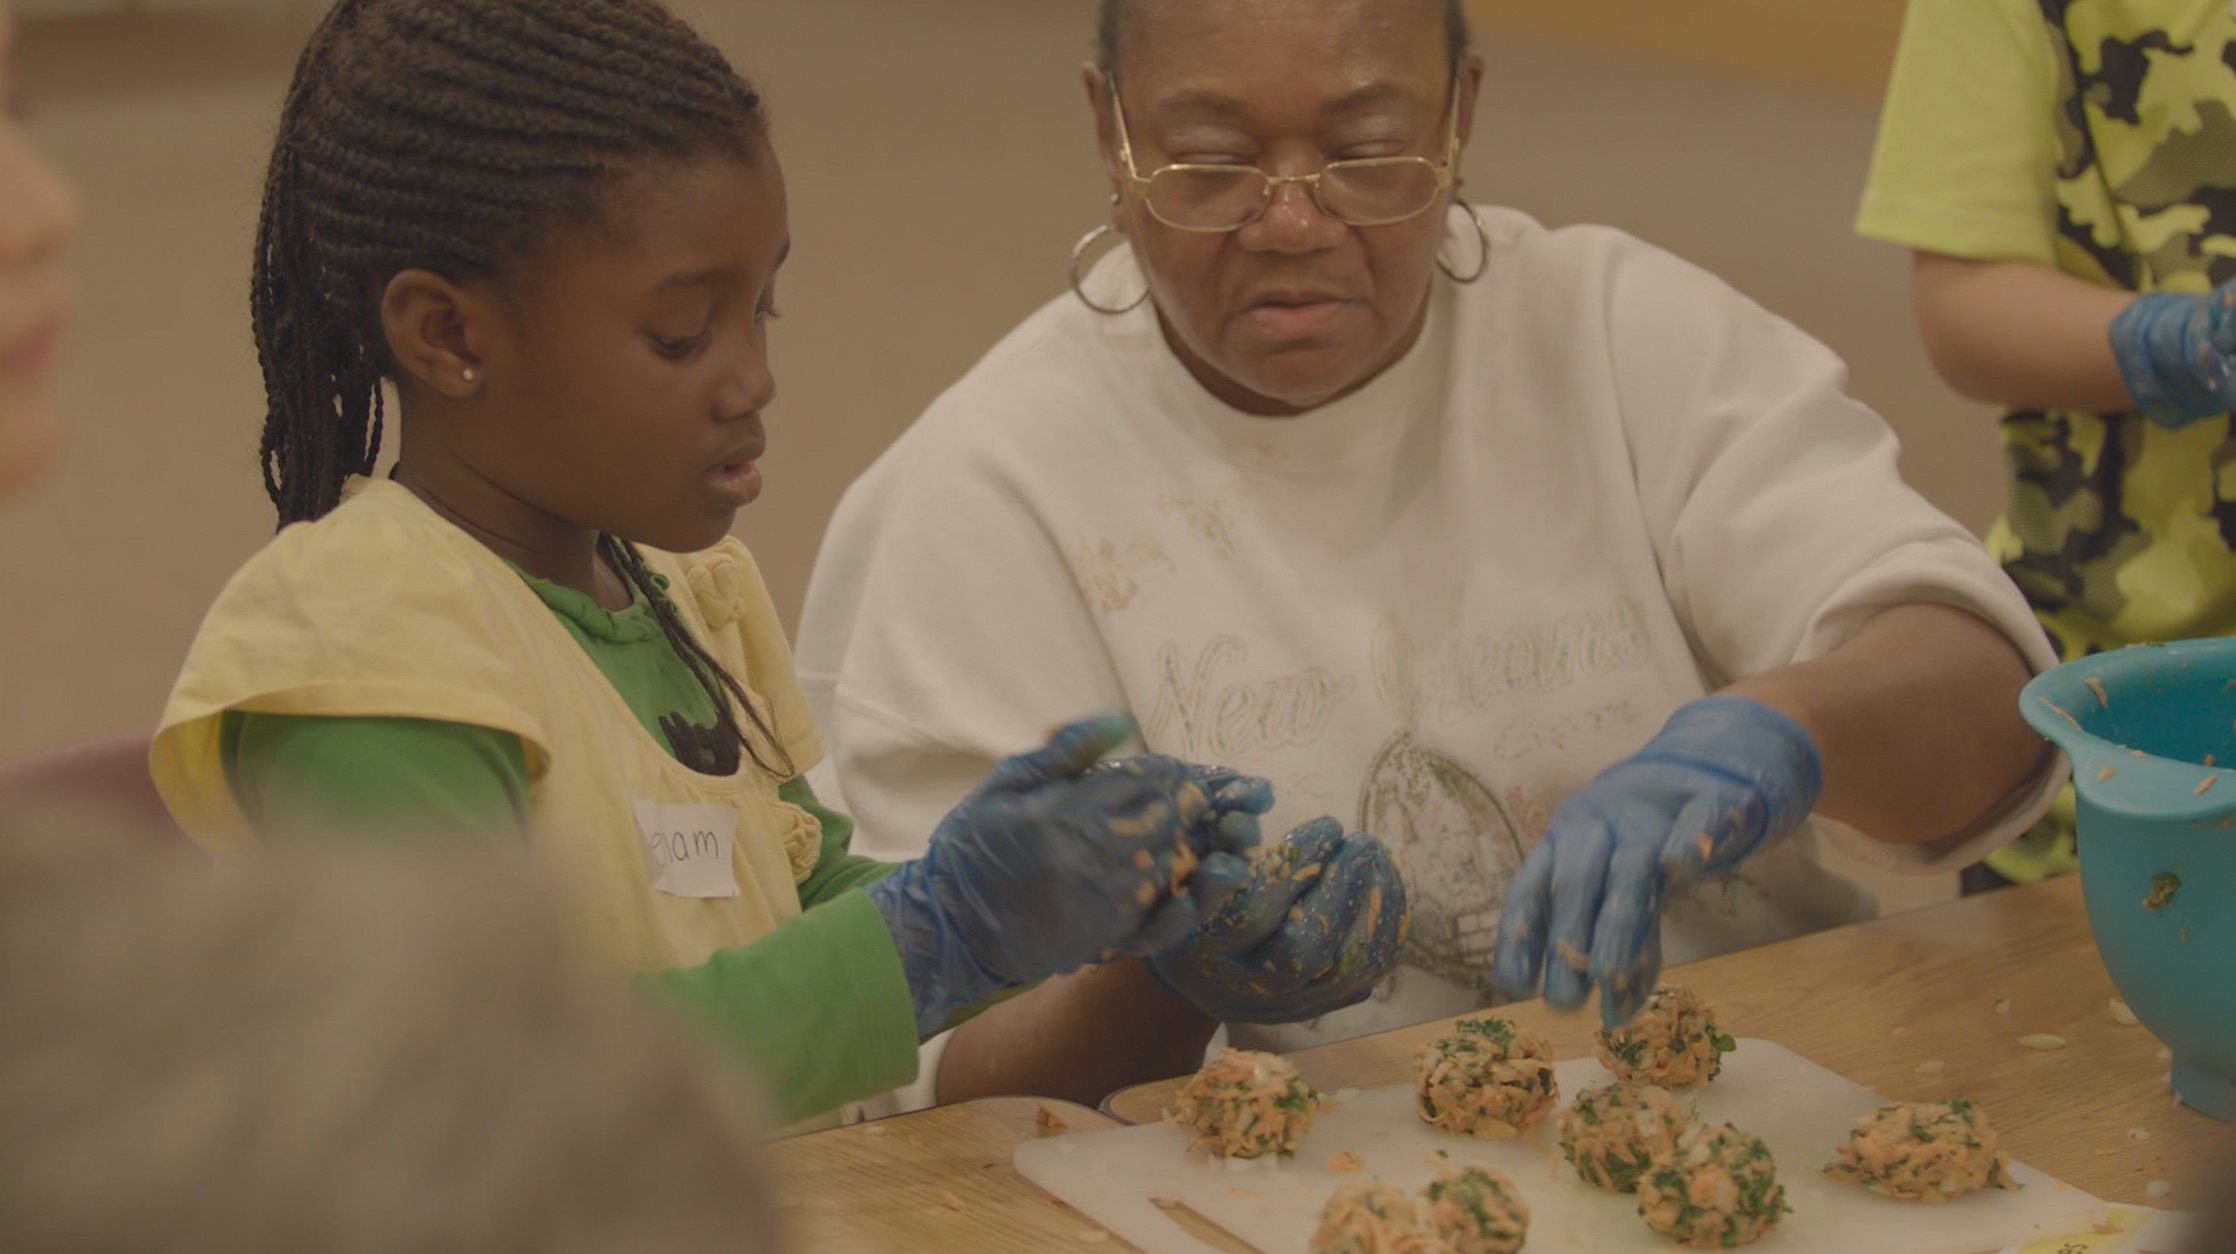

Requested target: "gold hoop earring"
[
  {"left": 1069, "top": 222, "right": 1150, "bottom": 316},
  {"left": 1438, "top": 202, "right": 1492, "bottom": 284}
]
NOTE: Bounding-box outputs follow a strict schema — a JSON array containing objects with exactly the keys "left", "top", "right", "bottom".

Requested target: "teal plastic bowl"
[{"left": 2021, "top": 638, "right": 2236, "bottom": 1121}]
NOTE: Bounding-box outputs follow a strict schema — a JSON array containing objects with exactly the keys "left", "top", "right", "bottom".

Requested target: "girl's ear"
[{"left": 380, "top": 269, "right": 488, "bottom": 398}]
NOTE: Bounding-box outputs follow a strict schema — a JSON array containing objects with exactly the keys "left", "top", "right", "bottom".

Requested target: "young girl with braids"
[{"left": 150, "top": 0, "right": 1290, "bottom": 1126}]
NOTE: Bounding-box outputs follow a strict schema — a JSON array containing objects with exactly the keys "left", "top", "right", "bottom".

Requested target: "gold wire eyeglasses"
[{"left": 1111, "top": 84, "right": 1462, "bottom": 233}]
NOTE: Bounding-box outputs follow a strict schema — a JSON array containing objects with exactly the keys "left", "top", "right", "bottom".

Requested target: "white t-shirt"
[{"left": 798, "top": 205, "right": 2063, "bottom": 1098}]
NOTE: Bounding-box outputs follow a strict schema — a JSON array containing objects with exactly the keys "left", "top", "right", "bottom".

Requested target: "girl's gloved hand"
[
  {"left": 1146, "top": 816, "right": 1409, "bottom": 1025},
  {"left": 2110, "top": 283, "right": 2236, "bottom": 428},
  {"left": 863, "top": 714, "right": 1266, "bottom": 1037},
  {"left": 1487, "top": 696, "right": 1821, "bottom": 1027}
]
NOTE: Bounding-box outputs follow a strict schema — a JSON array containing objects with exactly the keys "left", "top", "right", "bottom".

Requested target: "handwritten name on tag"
[{"left": 632, "top": 799, "right": 742, "bottom": 899}]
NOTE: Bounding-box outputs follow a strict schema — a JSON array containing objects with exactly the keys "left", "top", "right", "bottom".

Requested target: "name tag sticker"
[{"left": 632, "top": 799, "right": 742, "bottom": 899}]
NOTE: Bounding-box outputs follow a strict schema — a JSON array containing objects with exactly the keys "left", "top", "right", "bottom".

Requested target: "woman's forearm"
[
  {"left": 936, "top": 959, "right": 1216, "bottom": 1107},
  {"left": 1726, "top": 603, "right": 2049, "bottom": 845},
  {"left": 1910, "top": 251, "right": 2137, "bottom": 412}
]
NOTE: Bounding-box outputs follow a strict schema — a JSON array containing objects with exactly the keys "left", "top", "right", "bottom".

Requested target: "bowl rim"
[{"left": 2020, "top": 640, "right": 2236, "bottom": 823}]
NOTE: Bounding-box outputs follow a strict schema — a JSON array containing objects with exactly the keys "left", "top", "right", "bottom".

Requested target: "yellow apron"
[{"left": 152, "top": 478, "right": 824, "bottom": 977}]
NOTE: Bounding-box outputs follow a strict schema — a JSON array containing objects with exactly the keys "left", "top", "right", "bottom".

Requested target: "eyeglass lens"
[{"left": 1144, "top": 161, "right": 1441, "bottom": 230}]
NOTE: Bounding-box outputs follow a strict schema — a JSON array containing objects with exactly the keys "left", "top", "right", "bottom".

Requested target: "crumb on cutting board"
[
  {"left": 1326, "top": 1150, "right": 1365, "bottom": 1174},
  {"left": 1036, "top": 1105, "right": 1070, "bottom": 1135}
]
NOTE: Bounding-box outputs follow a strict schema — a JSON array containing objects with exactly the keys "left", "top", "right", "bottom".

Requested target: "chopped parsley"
[{"left": 1456, "top": 1016, "right": 1518, "bottom": 1047}]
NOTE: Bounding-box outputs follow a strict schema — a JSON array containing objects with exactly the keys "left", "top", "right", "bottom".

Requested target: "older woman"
[{"left": 800, "top": 0, "right": 2063, "bottom": 1106}]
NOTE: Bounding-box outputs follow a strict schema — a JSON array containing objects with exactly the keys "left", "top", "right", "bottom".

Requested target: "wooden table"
[{"left": 770, "top": 877, "right": 2232, "bottom": 1252}]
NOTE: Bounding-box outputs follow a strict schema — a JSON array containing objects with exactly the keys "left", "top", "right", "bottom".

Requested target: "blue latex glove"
[
  {"left": 2109, "top": 284, "right": 2236, "bottom": 428},
  {"left": 1488, "top": 696, "right": 1821, "bottom": 1027},
  {"left": 864, "top": 714, "right": 1265, "bottom": 1036},
  {"left": 1077, "top": 759, "right": 1277, "bottom": 955},
  {"left": 1146, "top": 816, "right": 1409, "bottom": 1025},
  {"left": 1178, "top": 762, "right": 1278, "bottom": 853}
]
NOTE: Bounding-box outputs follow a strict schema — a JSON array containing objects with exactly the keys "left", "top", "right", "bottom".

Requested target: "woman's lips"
[
  {"left": 0, "top": 308, "right": 68, "bottom": 382},
  {"left": 1241, "top": 298, "right": 1349, "bottom": 340}
]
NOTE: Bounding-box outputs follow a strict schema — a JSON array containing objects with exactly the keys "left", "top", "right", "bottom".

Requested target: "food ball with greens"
[
  {"left": 1308, "top": 1179, "right": 1442, "bottom": 1254},
  {"left": 1171, "top": 1048, "right": 1327, "bottom": 1159},
  {"left": 1636, "top": 1123, "right": 1789, "bottom": 1248},
  {"left": 1596, "top": 985, "right": 1735, "bottom": 1089},
  {"left": 1823, "top": 1099, "right": 2019, "bottom": 1201},
  {"left": 1422, "top": 1164, "right": 1531, "bottom": 1254},
  {"left": 1558, "top": 1080, "right": 1692, "bottom": 1193},
  {"left": 1413, "top": 1017, "right": 1559, "bottom": 1138}
]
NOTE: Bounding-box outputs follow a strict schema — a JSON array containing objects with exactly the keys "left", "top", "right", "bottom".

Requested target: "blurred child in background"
[{"left": 1861, "top": 0, "right": 2236, "bottom": 890}]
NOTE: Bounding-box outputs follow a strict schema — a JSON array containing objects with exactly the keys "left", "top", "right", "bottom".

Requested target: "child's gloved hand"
[
  {"left": 1180, "top": 762, "right": 1277, "bottom": 851},
  {"left": 1145, "top": 816, "right": 1409, "bottom": 1025},
  {"left": 1488, "top": 696, "right": 1821, "bottom": 1027},
  {"left": 864, "top": 713, "right": 1265, "bottom": 1037},
  {"left": 2109, "top": 282, "right": 2236, "bottom": 428}
]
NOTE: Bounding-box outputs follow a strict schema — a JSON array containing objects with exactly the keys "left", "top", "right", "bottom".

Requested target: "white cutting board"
[{"left": 1014, "top": 1040, "right": 2112, "bottom": 1253}]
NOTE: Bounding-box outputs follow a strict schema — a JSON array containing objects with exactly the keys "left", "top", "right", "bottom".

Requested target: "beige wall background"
[{"left": 4, "top": 0, "right": 1995, "bottom": 788}]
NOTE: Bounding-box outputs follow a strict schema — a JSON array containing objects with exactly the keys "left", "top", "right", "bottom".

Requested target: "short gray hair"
[
  {"left": 1094, "top": 0, "right": 1473, "bottom": 78},
  {"left": 0, "top": 814, "right": 784, "bottom": 1254}
]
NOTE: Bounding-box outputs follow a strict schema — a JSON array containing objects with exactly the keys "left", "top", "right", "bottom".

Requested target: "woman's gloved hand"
[
  {"left": 2110, "top": 283, "right": 2236, "bottom": 428},
  {"left": 1146, "top": 816, "right": 1409, "bottom": 1025},
  {"left": 863, "top": 714, "right": 1266, "bottom": 1036},
  {"left": 1488, "top": 696, "right": 1821, "bottom": 1027}
]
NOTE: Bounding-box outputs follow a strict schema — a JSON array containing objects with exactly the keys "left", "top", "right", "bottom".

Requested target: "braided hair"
[{"left": 253, "top": 0, "right": 792, "bottom": 779}]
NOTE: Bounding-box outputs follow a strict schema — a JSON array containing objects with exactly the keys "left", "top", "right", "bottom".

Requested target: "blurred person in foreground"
[{"left": 0, "top": 5, "right": 782, "bottom": 1248}]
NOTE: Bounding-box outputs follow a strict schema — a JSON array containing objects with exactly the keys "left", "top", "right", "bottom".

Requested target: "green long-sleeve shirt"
[{"left": 219, "top": 569, "right": 917, "bottom": 1124}]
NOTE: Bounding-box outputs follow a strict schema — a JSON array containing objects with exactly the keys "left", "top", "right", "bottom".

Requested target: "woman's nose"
[{"left": 1241, "top": 176, "right": 1345, "bottom": 254}]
